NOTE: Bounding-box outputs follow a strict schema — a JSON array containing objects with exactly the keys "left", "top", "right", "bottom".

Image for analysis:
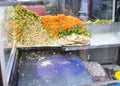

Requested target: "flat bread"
[{"left": 57, "top": 34, "right": 89, "bottom": 46}]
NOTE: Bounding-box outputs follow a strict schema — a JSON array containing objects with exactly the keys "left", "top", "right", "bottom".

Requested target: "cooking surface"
[{"left": 17, "top": 51, "right": 93, "bottom": 86}]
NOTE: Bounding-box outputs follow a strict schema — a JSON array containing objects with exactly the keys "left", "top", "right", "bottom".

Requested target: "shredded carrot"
[{"left": 42, "top": 14, "right": 83, "bottom": 38}]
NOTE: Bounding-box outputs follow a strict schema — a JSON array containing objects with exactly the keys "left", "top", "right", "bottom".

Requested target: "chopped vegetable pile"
[
  {"left": 8, "top": 6, "right": 92, "bottom": 46},
  {"left": 42, "top": 14, "right": 92, "bottom": 38},
  {"left": 84, "top": 19, "right": 114, "bottom": 25},
  {"left": 9, "top": 6, "right": 53, "bottom": 46}
]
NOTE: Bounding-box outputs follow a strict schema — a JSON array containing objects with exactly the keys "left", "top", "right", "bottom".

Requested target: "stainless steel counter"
[{"left": 63, "top": 22, "right": 120, "bottom": 51}]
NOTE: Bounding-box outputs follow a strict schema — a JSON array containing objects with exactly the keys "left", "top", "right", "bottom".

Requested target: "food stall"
[{"left": 0, "top": 0, "right": 120, "bottom": 86}]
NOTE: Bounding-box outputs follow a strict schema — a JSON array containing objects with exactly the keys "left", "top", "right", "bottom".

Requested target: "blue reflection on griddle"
[{"left": 37, "top": 56, "right": 93, "bottom": 86}]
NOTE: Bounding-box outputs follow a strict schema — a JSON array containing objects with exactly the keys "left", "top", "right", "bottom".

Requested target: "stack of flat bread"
[{"left": 57, "top": 34, "right": 89, "bottom": 46}]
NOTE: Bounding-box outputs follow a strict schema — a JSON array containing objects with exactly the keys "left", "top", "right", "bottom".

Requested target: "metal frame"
[
  {"left": 6, "top": 43, "right": 16, "bottom": 84},
  {"left": 112, "top": 0, "right": 116, "bottom": 21},
  {"left": 0, "top": 0, "right": 119, "bottom": 86},
  {"left": 0, "top": 29, "right": 8, "bottom": 86},
  {"left": 0, "top": 0, "right": 48, "bottom": 6}
]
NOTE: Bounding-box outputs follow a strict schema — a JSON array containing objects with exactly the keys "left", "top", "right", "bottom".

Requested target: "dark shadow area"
[{"left": 0, "top": 66, "right": 3, "bottom": 86}]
